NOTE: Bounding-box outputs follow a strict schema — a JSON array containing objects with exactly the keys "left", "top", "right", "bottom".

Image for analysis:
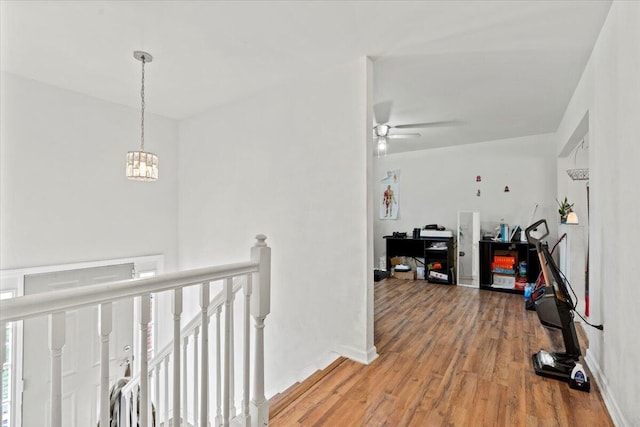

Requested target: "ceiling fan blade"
[
  {"left": 373, "top": 101, "right": 393, "bottom": 125},
  {"left": 388, "top": 133, "right": 420, "bottom": 139},
  {"left": 394, "top": 120, "right": 458, "bottom": 129}
]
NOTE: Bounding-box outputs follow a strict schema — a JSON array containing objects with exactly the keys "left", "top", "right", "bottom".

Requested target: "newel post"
[
  {"left": 250, "top": 234, "right": 271, "bottom": 426},
  {"left": 172, "top": 288, "right": 183, "bottom": 427}
]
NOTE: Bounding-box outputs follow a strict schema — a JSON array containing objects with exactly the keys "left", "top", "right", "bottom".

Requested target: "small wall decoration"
[
  {"left": 380, "top": 170, "right": 399, "bottom": 220},
  {"left": 504, "top": 185, "right": 510, "bottom": 192},
  {"left": 475, "top": 175, "right": 482, "bottom": 196}
]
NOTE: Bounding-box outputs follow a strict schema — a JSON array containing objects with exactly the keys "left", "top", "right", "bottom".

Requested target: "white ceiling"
[{"left": 1, "top": 1, "right": 611, "bottom": 153}]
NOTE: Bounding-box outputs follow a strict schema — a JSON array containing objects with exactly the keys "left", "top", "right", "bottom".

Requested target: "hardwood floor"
[{"left": 270, "top": 278, "right": 613, "bottom": 427}]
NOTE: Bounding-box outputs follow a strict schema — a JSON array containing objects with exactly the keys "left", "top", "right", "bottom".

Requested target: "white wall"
[
  {"left": 555, "top": 2, "right": 640, "bottom": 425},
  {"left": 177, "top": 59, "right": 374, "bottom": 396},
  {"left": 373, "top": 134, "right": 558, "bottom": 265},
  {"left": 0, "top": 73, "right": 179, "bottom": 271}
]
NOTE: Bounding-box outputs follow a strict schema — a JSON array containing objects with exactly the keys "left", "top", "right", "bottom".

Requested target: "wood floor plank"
[{"left": 270, "top": 279, "right": 614, "bottom": 427}]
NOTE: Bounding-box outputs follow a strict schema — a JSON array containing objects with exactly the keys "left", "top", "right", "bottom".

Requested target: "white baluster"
[
  {"left": 223, "top": 278, "right": 233, "bottom": 427},
  {"left": 140, "top": 295, "right": 151, "bottom": 426},
  {"left": 131, "top": 387, "right": 138, "bottom": 427},
  {"left": 155, "top": 363, "right": 161, "bottom": 426},
  {"left": 215, "top": 305, "right": 222, "bottom": 427},
  {"left": 193, "top": 325, "right": 199, "bottom": 427},
  {"left": 241, "top": 275, "right": 253, "bottom": 426},
  {"left": 99, "top": 303, "right": 112, "bottom": 427},
  {"left": 149, "top": 371, "right": 154, "bottom": 424},
  {"left": 250, "top": 235, "right": 271, "bottom": 426},
  {"left": 183, "top": 335, "right": 188, "bottom": 426},
  {"left": 172, "top": 289, "right": 183, "bottom": 427},
  {"left": 164, "top": 356, "right": 170, "bottom": 426},
  {"left": 200, "top": 282, "right": 210, "bottom": 427},
  {"left": 49, "top": 312, "right": 65, "bottom": 427},
  {"left": 119, "top": 391, "right": 127, "bottom": 427},
  {"left": 0, "top": 321, "right": 7, "bottom": 427},
  {"left": 227, "top": 278, "right": 236, "bottom": 419}
]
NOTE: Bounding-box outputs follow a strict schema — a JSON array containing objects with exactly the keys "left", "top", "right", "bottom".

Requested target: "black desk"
[{"left": 384, "top": 236, "right": 455, "bottom": 284}]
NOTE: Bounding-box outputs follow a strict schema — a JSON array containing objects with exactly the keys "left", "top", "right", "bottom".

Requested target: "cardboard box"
[
  {"left": 493, "top": 273, "right": 516, "bottom": 288},
  {"left": 393, "top": 270, "right": 416, "bottom": 280},
  {"left": 428, "top": 270, "right": 448, "bottom": 281},
  {"left": 494, "top": 250, "right": 518, "bottom": 264}
]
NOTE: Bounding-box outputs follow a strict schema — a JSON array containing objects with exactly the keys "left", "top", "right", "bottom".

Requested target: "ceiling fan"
[
  {"left": 373, "top": 101, "right": 457, "bottom": 154},
  {"left": 373, "top": 124, "right": 421, "bottom": 140},
  {"left": 373, "top": 120, "right": 458, "bottom": 155},
  {"left": 373, "top": 121, "right": 456, "bottom": 139}
]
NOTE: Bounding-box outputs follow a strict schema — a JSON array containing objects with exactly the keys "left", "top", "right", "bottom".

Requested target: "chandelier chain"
[{"left": 140, "top": 55, "right": 146, "bottom": 152}]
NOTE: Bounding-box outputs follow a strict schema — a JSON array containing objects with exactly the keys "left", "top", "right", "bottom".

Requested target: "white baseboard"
[
  {"left": 585, "top": 349, "right": 628, "bottom": 427},
  {"left": 335, "top": 344, "right": 379, "bottom": 365}
]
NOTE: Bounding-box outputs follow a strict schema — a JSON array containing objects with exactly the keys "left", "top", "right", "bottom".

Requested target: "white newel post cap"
[{"left": 255, "top": 234, "right": 267, "bottom": 247}]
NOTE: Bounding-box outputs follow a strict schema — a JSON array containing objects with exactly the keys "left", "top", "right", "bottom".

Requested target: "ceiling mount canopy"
[{"left": 126, "top": 51, "right": 158, "bottom": 181}]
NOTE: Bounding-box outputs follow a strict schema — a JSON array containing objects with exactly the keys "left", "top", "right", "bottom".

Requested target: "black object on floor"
[
  {"left": 526, "top": 219, "right": 591, "bottom": 393},
  {"left": 374, "top": 270, "right": 390, "bottom": 282}
]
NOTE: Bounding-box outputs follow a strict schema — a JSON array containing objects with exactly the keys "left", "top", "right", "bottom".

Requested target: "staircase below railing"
[{"left": 0, "top": 235, "right": 271, "bottom": 427}]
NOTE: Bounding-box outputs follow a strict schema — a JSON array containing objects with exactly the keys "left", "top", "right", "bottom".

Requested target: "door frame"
[{"left": 0, "top": 254, "right": 164, "bottom": 427}]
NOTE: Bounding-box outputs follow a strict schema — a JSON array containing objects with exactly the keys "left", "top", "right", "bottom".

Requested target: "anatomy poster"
[{"left": 380, "top": 171, "right": 399, "bottom": 220}]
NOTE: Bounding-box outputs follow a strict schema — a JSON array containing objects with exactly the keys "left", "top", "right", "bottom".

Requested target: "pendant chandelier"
[{"left": 126, "top": 51, "right": 158, "bottom": 181}]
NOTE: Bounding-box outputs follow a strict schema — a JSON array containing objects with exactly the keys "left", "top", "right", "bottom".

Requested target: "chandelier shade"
[
  {"left": 127, "top": 50, "right": 158, "bottom": 181},
  {"left": 126, "top": 151, "right": 158, "bottom": 181}
]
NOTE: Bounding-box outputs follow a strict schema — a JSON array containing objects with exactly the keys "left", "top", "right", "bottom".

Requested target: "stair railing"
[
  {"left": 0, "top": 234, "right": 271, "bottom": 427},
  {"left": 119, "top": 276, "right": 244, "bottom": 427}
]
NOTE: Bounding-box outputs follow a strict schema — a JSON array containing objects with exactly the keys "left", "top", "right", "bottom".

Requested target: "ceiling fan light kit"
[
  {"left": 126, "top": 51, "right": 158, "bottom": 181},
  {"left": 377, "top": 136, "right": 388, "bottom": 157}
]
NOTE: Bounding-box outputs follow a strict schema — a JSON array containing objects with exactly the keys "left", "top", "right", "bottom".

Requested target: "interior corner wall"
[
  {"left": 554, "top": 2, "right": 640, "bottom": 425},
  {"left": 372, "top": 134, "right": 557, "bottom": 265},
  {"left": 0, "top": 73, "right": 179, "bottom": 272},
  {"left": 177, "top": 59, "right": 370, "bottom": 396}
]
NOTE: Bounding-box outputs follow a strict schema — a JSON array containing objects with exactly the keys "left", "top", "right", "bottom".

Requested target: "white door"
[{"left": 22, "top": 263, "right": 134, "bottom": 427}]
